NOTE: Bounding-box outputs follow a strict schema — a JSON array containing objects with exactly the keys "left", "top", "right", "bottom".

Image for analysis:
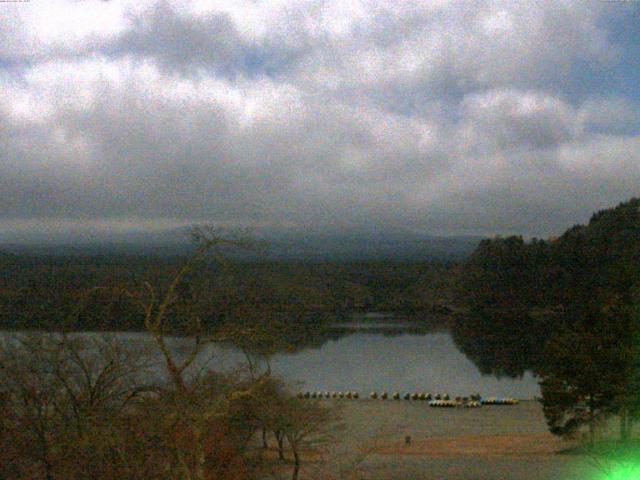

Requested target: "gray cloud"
[
  {"left": 109, "top": 2, "right": 246, "bottom": 76},
  {"left": 0, "top": 0, "right": 638, "bottom": 241}
]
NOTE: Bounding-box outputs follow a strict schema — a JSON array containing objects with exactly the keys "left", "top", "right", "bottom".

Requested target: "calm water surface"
[
  {"left": 268, "top": 330, "right": 540, "bottom": 398},
  {"left": 3, "top": 315, "right": 541, "bottom": 399},
  {"left": 140, "top": 315, "right": 539, "bottom": 399}
]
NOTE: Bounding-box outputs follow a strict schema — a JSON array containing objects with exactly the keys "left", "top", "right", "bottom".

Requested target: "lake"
[
  {"left": 147, "top": 313, "right": 540, "bottom": 399},
  {"left": 257, "top": 318, "right": 540, "bottom": 399},
  {"left": 2, "top": 314, "right": 541, "bottom": 399}
]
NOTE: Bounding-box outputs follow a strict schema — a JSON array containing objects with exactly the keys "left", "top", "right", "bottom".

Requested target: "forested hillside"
[
  {"left": 0, "top": 256, "right": 458, "bottom": 332},
  {"left": 456, "top": 197, "right": 640, "bottom": 442}
]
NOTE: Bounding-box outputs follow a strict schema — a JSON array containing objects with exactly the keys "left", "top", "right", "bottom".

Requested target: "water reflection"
[
  {"left": 267, "top": 330, "right": 540, "bottom": 398},
  {"left": 185, "top": 314, "right": 539, "bottom": 399},
  {"left": 1, "top": 315, "right": 541, "bottom": 399}
]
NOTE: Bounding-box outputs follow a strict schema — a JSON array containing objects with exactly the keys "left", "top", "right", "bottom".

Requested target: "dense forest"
[
  {"left": 455, "top": 197, "right": 640, "bottom": 444},
  {"left": 0, "top": 254, "right": 457, "bottom": 332}
]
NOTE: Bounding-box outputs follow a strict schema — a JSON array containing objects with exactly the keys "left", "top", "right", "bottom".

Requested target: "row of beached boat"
[
  {"left": 298, "top": 391, "right": 360, "bottom": 399},
  {"left": 297, "top": 391, "right": 519, "bottom": 406},
  {"left": 480, "top": 397, "right": 519, "bottom": 405}
]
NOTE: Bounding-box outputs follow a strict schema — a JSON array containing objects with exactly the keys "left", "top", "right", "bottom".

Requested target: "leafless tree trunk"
[
  {"left": 588, "top": 395, "right": 595, "bottom": 446},
  {"left": 275, "top": 429, "right": 286, "bottom": 460},
  {"left": 620, "top": 406, "right": 629, "bottom": 442},
  {"left": 123, "top": 225, "right": 256, "bottom": 480},
  {"left": 291, "top": 446, "right": 300, "bottom": 480}
]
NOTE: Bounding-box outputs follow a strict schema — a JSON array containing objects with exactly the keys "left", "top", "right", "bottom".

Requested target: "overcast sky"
[{"left": 1, "top": 0, "right": 639, "bottom": 242}]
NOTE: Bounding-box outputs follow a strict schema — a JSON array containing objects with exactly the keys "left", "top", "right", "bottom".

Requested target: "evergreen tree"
[{"left": 459, "top": 197, "right": 640, "bottom": 441}]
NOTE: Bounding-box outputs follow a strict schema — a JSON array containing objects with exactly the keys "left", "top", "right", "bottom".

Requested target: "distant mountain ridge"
[{"left": 0, "top": 229, "right": 483, "bottom": 261}]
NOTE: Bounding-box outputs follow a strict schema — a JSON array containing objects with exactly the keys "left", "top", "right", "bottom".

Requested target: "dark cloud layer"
[{"left": 0, "top": 0, "right": 639, "bottom": 241}]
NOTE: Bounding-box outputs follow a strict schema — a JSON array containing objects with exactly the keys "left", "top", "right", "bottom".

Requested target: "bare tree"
[
  {"left": 124, "top": 225, "right": 256, "bottom": 392},
  {"left": 51, "top": 335, "right": 154, "bottom": 437},
  {"left": 0, "top": 332, "right": 153, "bottom": 480},
  {"left": 0, "top": 335, "right": 60, "bottom": 480},
  {"left": 282, "top": 398, "right": 338, "bottom": 480},
  {"left": 122, "top": 225, "right": 259, "bottom": 480}
]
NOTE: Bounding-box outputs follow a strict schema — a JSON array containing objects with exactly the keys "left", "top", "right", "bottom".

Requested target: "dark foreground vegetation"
[{"left": 0, "top": 332, "right": 338, "bottom": 480}]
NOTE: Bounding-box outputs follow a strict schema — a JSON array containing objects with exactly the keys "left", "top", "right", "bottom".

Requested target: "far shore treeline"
[
  {"left": 0, "top": 254, "right": 458, "bottom": 333},
  {"left": 456, "top": 197, "right": 640, "bottom": 444}
]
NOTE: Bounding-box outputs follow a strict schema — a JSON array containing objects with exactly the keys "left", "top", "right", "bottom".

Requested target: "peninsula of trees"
[{"left": 456, "top": 197, "right": 640, "bottom": 444}]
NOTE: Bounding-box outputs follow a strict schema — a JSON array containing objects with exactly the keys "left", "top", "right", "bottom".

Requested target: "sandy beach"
[{"left": 269, "top": 399, "right": 602, "bottom": 480}]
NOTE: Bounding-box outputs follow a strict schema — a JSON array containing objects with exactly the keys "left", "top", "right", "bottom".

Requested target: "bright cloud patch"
[{"left": 0, "top": 0, "right": 638, "bottom": 238}]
